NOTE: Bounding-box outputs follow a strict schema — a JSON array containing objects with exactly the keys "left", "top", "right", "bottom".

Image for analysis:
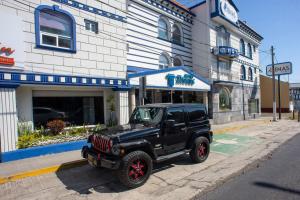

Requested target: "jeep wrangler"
[{"left": 82, "top": 104, "right": 213, "bottom": 188}]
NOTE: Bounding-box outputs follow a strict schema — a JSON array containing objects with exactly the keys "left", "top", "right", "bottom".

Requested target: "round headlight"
[{"left": 111, "top": 145, "right": 120, "bottom": 155}]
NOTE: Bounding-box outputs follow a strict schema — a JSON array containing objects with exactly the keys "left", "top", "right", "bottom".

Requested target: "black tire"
[
  {"left": 117, "top": 151, "right": 153, "bottom": 188},
  {"left": 190, "top": 137, "right": 210, "bottom": 163}
]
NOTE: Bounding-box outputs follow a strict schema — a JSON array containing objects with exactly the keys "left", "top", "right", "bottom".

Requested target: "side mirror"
[{"left": 165, "top": 119, "right": 175, "bottom": 128}]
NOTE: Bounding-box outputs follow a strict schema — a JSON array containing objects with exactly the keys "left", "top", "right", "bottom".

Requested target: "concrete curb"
[
  {"left": 190, "top": 132, "right": 298, "bottom": 200},
  {"left": 0, "top": 159, "right": 87, "bottom": 185}
]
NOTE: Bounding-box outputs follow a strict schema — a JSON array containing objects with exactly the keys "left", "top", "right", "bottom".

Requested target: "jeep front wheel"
[
  {"left": 117, "top": 151, "right": 153, "bottom": 188},
  {"left": 190, "top": 137, "right": 210, "bottom": 163}
]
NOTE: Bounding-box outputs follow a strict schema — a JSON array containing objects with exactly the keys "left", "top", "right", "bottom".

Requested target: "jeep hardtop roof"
[{"left": 138, "top": 103, "right": 206, "bottom": 109}]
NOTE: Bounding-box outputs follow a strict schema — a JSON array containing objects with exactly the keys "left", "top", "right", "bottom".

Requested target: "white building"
[
  {"left": 0, "top": 0, "right": 129, "bottom": 152},
  {"left": 188, "top": 0, "right": 263, "bottom": 123},
  {"left": 126, "top": 0, "right": 211, "bottom": 113}
]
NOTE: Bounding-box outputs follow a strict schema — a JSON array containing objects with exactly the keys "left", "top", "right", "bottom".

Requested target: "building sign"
[
  {"left": 220, "top": 0, "right": 238, "bottom": 24},
  {"left": 266, "top": 62, "right": 292, "bottom": 76},
  {"left": 0, "top": 45, "right": 15, "bottom": 66},
  {"left": 213, "top": 46, "right": 239, "bottom": 58},
  {"left": 166, "top": 74, "right": 195, "bottom": 87},
  {"left": 0, "top": 12, "right": 25, "bottom": 68}
]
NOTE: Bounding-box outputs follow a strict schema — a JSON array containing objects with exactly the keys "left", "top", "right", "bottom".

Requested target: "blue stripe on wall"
[{"left": 1, "top": 140, "right": 87, "bottom": 162}]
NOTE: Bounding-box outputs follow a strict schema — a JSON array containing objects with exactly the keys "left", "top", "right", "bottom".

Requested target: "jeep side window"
[
  {"left": 188, "top": 107, "right": 207, "bottom": 122},
  {"left": 166, "top": 108, "right": 184, "bottom": 123}
]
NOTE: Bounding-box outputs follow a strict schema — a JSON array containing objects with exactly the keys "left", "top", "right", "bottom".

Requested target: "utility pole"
[
  {"left": 271, "top": 46, "right": 277, "bottom": 121},
  {"left": 278, "top": 75, "right": 281, "bottom": 119}
]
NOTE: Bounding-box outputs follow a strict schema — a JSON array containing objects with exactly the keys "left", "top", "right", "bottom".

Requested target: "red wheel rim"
[
  {"left": 128, "top": 159, "right": 147, "bottom": 181},
  {"left": 198, "top": 143, "right": 207, "bottom": 158}
]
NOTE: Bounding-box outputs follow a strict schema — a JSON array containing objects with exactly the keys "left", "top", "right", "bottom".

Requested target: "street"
[
  {"left": 0, "top": 119, "right": 299, "bottom": 200},
  {"left": 199, "top": 132, "right": 300, "bottom": 200}
]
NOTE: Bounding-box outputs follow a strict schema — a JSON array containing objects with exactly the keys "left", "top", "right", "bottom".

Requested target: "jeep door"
[
  {"left": 186, "top": 106, "right": 210, "bottom": 140},
  {"left": 163, "top": 107, "right": 187, "bottom": 153}
]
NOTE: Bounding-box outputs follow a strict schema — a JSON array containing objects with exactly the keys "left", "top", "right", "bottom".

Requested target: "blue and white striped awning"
[{"left": 0, "top": 71, "right": 128, "bottom": 89}]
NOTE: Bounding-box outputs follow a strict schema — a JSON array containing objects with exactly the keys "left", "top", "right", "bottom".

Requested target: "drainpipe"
[{"left": 242, "top": 82, "right": 246, "bottom": 120}]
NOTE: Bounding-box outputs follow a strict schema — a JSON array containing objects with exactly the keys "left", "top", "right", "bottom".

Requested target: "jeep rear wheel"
[
  {"left": 117, "top": 151, "right": 152, "bottom": 188},
  {"left": 190, "top": 137, "right": 210, "bottom": 163}
]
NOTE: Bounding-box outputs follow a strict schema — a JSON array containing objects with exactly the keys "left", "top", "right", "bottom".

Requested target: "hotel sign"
[
  {"left": 166, "top": 74, "right": 195, "bottom": 88},
  {"left": 220, "top": 0, "right": 238, "bottom": 24},
  {"left": 266, "top": 62, "right": 292, "bottom": 76}
]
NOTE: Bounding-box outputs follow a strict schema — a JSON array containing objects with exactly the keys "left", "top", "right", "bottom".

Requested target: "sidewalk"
[
  {"left": 0, "top": 117, "right": 299, "bottom": 200},
  {"left": 0, "top": 117, "right": 269, "bottom": 178}
]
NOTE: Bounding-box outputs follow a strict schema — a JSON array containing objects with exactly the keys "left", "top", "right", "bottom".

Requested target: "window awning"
[{"left": 128, "top": 66, "right": 211, "bottom": 91}]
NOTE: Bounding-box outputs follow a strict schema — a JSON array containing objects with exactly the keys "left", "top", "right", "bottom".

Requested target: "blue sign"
[
  {"left": 214, "top": 46, "right": 239, "bottom": 58},
  {"left": 166, "top": 74, "right": 195, "bottom": 87}
]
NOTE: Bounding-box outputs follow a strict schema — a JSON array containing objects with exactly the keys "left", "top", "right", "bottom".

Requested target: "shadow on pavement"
[
  {"left": 56, "top": 154, "right": 193, "bottom": 195},
  {"left": 254, "top": 181, "right": 300, "bottom": 196}
]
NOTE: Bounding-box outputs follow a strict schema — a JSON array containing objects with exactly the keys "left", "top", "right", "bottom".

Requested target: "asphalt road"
[{"left": 199, "top": 132, "right": 300, "bottom": 200}]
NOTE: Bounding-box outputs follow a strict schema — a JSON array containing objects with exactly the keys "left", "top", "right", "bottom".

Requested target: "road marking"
[
  {"left": 213, "top": 119, "right": 270, "bottom": 134},
  {"left": 0, "top": 159, "right": 87, "bottom": 185}
]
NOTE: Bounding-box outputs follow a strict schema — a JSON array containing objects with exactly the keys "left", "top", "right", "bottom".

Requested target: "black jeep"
[{"left": 82, "top": 104, "right": 213, "bottom": 188}]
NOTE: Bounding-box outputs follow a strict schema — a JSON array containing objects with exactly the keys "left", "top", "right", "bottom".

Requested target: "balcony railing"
[{"left": 213, "top": 46, "right": 239, "bottom": 59}]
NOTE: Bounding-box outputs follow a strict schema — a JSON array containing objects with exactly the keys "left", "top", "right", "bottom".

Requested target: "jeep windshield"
[{"left": 130, "top": 107, "right": 164, "bottom": 126}]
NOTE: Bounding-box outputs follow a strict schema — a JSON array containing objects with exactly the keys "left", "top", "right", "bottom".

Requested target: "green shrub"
[
  {"left": 47, "top": 120, "right": 65, "bottom": 135},
  {"left": 17, "top": 132, "right": 40, "bottom": 149}
]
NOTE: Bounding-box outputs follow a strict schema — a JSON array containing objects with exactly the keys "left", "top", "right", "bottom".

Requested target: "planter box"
[{"left": 1, "top": 140, "right": 87, "bottom": 163}]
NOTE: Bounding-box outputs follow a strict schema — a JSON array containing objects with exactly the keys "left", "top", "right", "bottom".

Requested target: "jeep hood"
[{"left": 100, "top": 124, "right": 159, "bottom": 142}]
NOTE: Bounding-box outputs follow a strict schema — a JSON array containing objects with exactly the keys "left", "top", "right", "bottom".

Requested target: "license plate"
[{"left": 87, "top": 154, "right": 97, "bottom": 167}]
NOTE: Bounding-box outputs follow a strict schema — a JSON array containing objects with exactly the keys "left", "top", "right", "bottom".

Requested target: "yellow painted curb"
[
  {"left": 0, "top": 159, "right": 87, "bottom": 185},
  {"left": 213, "top": 119, "right": 270, "bottom": 134}
]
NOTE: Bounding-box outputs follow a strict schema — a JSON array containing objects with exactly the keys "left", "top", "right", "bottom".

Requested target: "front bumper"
[{"left": 81, "top": 146, "right": 120, "bottom": 170}]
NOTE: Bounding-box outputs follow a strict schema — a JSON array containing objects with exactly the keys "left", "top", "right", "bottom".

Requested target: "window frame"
[
  {"left": 240, "top": 65, "right": 246, "bottom": 80},
  {"left": 159, "top": 53, "right": 171, "bottom": 69},
  {"left": 173, "top": 56, "right": 183, "bottom": 67},
  {"left": 248, "top": 67, "right": 253, "bottom": 81},
  {"left": 84, "top": 19, "right": 99, "bottom": 34},
  {"left": 172, "top": 23, "right": 183, "bottom": 45},
  {"left": 240, "top": 39, "right": 245, "bottom": 56},
  {"left": 247, "top": 43, "right": 252, "bottom": 59},
  {"left": 219, "top": 87, "right": 231, "bottom": 111},
  {"left": 35, "top": 5, "right": 76, "bottom": 53},
  {"left": 217, "top": 26, "right": 230, "bottom": 47},
  {"left": 158, "top": 17, "right": 170, "bottom": 41}
]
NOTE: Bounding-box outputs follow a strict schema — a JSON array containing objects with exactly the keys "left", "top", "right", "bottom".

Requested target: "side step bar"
[{"left": 154, "top": 149, "right": 190, "bottom": 163}]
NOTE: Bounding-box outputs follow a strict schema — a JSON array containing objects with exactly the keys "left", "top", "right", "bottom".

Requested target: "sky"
[{"left": 234, "top": 0, "right": 300, "bottom": 83}]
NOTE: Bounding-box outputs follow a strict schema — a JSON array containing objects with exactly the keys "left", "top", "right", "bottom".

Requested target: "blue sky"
[{"left": 235, "top": 0, "right": 300, "bottom": 83}]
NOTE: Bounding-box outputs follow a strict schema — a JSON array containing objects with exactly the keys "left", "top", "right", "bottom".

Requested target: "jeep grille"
[{"left": 92, "top": 135, "right": 111, "bottom": 152}]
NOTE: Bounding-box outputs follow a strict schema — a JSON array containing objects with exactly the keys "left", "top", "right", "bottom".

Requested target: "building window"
[
  {"left": 219, "top": 60, "right": 231, "bottom": 73},
  {"left": 217, "top": 26, "right": 230, "bottom": 46},
  {"left": 240, "top": 39, "right": 245, "bottom": 55},
  {"left": 158, "top": 17, "right": 169, "bottom": 40},
  {"left": 248, "top": 67, "right": 253, "bottom": 81},
  {"left": 173, "top": 56, "right": 183, "bottom": 66},
  {"left": 247, "top": 43, "right": 252, "bottom": 59},
  {"left": 159, "top": 53, "right": 170, "bottom": 69},
  {"left": 35, "top": 5, "right": 76, "bottom": 52},
  {"left": 172, "top": 24, "right": 182, "bottom": 44},
  {"left": 248, "top": 99, "right": 259, "bottom": 114},
  {"left": 219, "top": 87, "right": 231, "bottom": 110},
  {"left": 84, "top": 19, "right": 98, "bottom": 33},
  {"left": 240, "top": 65, "right": 246, "bottom": 80}
]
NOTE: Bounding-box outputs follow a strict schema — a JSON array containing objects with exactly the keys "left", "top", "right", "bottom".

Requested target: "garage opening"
[{"left": 32, "top": 96, "right": 104, "bottom": 127}]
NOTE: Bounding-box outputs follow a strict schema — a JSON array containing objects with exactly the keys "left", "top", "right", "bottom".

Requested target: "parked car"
[
  {"left": 82, "top": 104, "right": 213, "bottom": 188},
  {"left": 33, "top": 107, "right": 66, "bottom": 127}
]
